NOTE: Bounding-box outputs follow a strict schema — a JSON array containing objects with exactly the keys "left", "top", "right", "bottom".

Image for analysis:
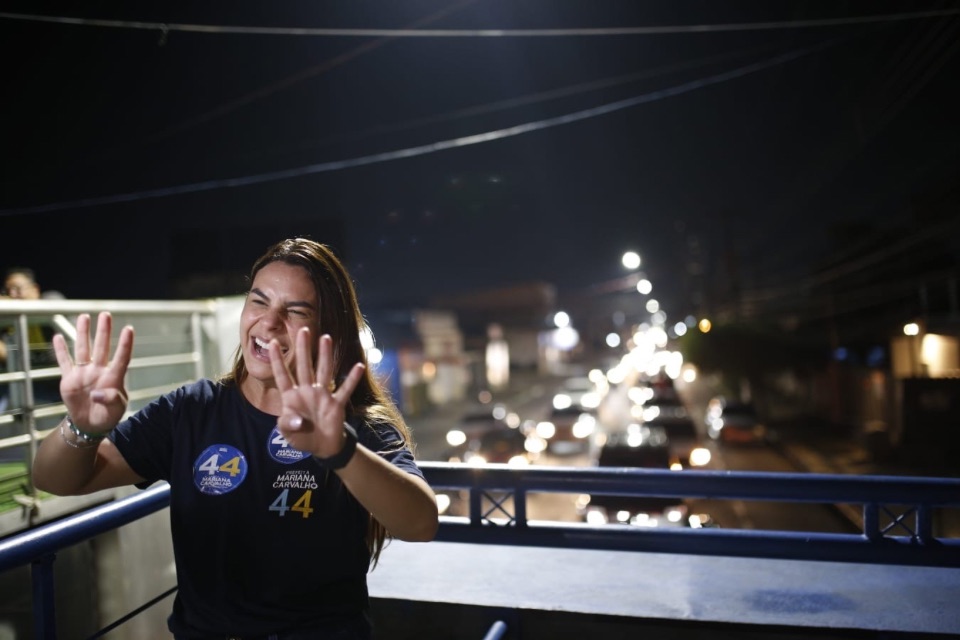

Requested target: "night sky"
[{"left": 2, "top": 2, "right": 958, "bottom": 323}]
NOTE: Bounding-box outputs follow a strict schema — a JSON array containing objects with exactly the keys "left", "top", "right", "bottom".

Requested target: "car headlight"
[{"left": 689, "top": 447, "right": 712, "bottom": 467}]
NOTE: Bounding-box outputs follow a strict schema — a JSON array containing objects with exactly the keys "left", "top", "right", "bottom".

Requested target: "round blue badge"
[
  {"left": 267, "top": 426, "right": 311, "bottom": 464},
  {"left": 193, "top": 444, "right": 248, "bottom": 495}
]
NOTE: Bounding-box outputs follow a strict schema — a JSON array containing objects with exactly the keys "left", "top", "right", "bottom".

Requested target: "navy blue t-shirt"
[{"left": 108, "top": 379, "right": 424, "bottom": 637}]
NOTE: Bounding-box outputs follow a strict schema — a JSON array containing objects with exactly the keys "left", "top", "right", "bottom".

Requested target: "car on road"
[
  {"left": 705, "top": 397, "right": 767, "bottom": 444},
  {"left": 445, "top": 426, "right": 542, "bottom": 467},
  {"left": 445, "top": 403, "right": 514, "bottom": 450},
  {"left": 643, "top": 416, "right": 712, "bottom": 469},
  {"left": 535, "top": 406, "right": 597, "bottom": 456},
  {"left": 553, "top": 375, "right": 605, "bottom": 412},
  {"left": 579, "top": 427, "right": 713, "bottom": 528}
]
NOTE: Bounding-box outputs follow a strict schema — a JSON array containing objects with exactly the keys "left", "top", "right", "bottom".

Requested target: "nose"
[{"left": 259, "top": 305, "right": 284, "bottom": 330}]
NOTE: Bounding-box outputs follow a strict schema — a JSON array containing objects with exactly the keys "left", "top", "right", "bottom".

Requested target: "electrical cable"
[
  {"left": 1, "top": 9, "right": 958, "bottom": 37},
  {"left": 0, "top": 38, "right": 845, "bottom": 217}
]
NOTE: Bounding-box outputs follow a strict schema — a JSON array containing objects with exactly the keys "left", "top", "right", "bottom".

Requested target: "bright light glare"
[
  {"left": 622, "top": 251, "right": 641, "bottom": 269},
  {"left": 553, "top": 311, "right": 571, "bottom": 328},
  {"left": 681, "top": 365, "right": 697, "bottom": 383},
  {"left": 572, "top": 414, "right": 596, "bottom": 439},
  {"left": 553, "top": 393, "right": 573, "bottom": 410},
  {"left": 367, "top": 347, "right": 383, "bottom": 364},
  {"left": 673, "top": 322, "right": 687, "bottom": 336},
  {"left": 579, "top": 391, "right": 601, "bottom": 409},
  {"left": 698, "top": 318, "right": 712, "bottom": 333},
  {"left": 585, "top": 510, "right": 608, "bottom": 525},
  {"left": 645, "top": 299, "right": 660, "bottom": 313},
  {"left": 903, "top": 322, "right": 920, "bottom": 336},
  {"left": 636, "top": 279, "right": 652, "bottom": 295},
  {"left": 359, "top": 325, "right": 375, "bottom": 350},
  {"left": 553, "top": 326, "right": 579, "bottom": 350},
  {"left": 524, "top": 436, "right": 547, "bottom": 453},
  {"left": 605, "top": 332, "right": 621, "bottom": 348},
  {"left": 689, "top": 447, "right": 712, "bottom": 467},
  {"left": 436, "top": 493, "right": 451, "bottom": 514},
  {"left": 606, "top": 365, "right": 627, "bottom": 384},
  {"left": 508, "top": 455, "right": 530, "bottom": 466},
  {"left": 446, "top": 430, "right": 467, "bottom": 446},
  {"left": 536, "top": 422, "right": 556, "bottom": 439}
]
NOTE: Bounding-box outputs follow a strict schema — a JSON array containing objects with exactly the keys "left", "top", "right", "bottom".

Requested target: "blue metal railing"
[
  {"left": 1, "top": 464, "right": 959, "bottom": 639},
  {"left": 481, "top": 620, "right": 508, "bottom": 640},
  {"left": 423, "top": 462, "right": 960, "bottom": 567}
]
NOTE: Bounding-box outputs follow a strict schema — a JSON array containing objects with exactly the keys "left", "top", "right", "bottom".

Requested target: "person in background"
[
  {"left": 0, "top": 267, "right": 66, "bottom": 410},
  {"left": 32, "top": 238, "right": 438, "bottom": 640}
]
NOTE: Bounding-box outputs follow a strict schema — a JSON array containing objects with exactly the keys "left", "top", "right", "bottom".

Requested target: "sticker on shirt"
[
  {"left": 267, "top": 426, "right": 311, "bottom": 464},
  {"left": 193, "top": 444, "right": 248, "bottom": 495}
]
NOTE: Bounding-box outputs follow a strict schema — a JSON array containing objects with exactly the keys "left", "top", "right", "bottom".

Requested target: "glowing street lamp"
[{"left": 621, "top": 251, "right": 641, "bottom": 270}]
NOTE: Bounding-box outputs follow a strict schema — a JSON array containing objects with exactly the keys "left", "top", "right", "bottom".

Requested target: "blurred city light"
[
  {"left": 698, "top": 318, "right": 712, "bottom": 333},
  {"left": 903, "top": 322, "right": 920, "bottom": 336},
  {"left": 605, "top": 332, "right": 621, "bottom": 348},
  {"left": 621, "top": 251, "right": 641, "bottom": 269},
  {"left": 553, "top": 311, "right": 571, "bottom": 328},
  {"left": 636, "top": 278, "right": 652, "bottom": 294}
]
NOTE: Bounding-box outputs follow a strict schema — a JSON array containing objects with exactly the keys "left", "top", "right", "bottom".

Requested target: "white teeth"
[{"left": 255, "top": 338, "right": 270, "bottom": 349}]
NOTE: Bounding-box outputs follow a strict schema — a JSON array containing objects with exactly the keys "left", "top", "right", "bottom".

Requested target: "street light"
[{"left": 621, "top": 251, "right": 641, "bottom": 270}]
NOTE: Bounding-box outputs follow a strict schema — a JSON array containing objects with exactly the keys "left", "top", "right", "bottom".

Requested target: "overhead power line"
[
  {"left": 1, "top": 9, "right": 958, "bottom": 37},
  {"left": 0, "top": 39, "right": 842, "bottom": 217}
]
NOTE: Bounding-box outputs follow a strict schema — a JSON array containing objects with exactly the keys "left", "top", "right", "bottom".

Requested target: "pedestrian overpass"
[{"left": 1, "top": 299, "right": 958, "bottom": 639}]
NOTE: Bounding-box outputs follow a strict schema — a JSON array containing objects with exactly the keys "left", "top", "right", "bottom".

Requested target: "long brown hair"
[{"left": 223, "top": 237, "right": 412, "bottom": 567}]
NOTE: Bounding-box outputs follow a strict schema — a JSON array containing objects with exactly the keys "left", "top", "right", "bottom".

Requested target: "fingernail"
[
  {"left": 290, "top": 417, "right": 302, "bottom": 429},
  {"left": 91, "top": 390, "right": 105, "bottom": 402}
]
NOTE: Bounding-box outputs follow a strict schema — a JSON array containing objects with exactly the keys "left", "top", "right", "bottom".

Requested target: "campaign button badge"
[
  {"left": 194, "top": 444, "right": 248, "bottom": 495},
  {"left": 267, "top": 426, "right": 311, "bottom": 464}
]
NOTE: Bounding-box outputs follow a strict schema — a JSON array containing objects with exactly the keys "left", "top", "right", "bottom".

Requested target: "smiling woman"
[{"left": 31, "top": 237, "right": 439, "bottom": 640}]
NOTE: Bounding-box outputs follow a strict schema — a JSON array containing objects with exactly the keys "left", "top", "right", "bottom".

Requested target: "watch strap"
[{"left": 314, "top": 422, "right": 358, "bottom": 470}]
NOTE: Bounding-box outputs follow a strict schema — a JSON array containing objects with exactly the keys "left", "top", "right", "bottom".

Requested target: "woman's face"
[{"left": 239, "top": 261, "right": 319, "bottom": 384}]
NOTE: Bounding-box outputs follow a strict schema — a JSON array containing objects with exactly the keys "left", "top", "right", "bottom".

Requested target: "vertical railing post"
[
  {"left": 32, "top": 553, "right": 57, "bottom": 640},
  {"left": 514, "top": 487, "right": 527, "bottom": 528},
  {"left": 470, "top": 486, "right": 482, "bottom": 526},
  {"left": 916, "top": 503, "right": 933, "bottom": 543},
  {"left": 190, "top": 312, "right": 205, "bottom": 381},
  {"left": 863, "top": 502, "right": 880, "bottom": 540}
]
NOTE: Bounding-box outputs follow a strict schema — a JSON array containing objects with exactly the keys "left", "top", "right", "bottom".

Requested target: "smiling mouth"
[{"left": 253, "top": 337, "right": 284, "bottom": 359}]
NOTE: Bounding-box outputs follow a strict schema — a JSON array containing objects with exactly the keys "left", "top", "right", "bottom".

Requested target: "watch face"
[{"left": 266, "top": 426, "right": 311, "bottom": 464}]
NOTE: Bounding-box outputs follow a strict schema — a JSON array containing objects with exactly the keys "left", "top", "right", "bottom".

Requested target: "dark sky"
[{"left": 2, "top": 1, "right": 958, "bottom": 321}]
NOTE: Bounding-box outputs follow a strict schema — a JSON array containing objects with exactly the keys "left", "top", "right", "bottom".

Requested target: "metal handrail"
[
  {"left": 1, "top": 463, "right": 958, "bottom": 639},
  {"left": 419, "top": 462, "right": 960, "bottom": 568},
  {"left": 0, "top": 298, "right": 226, "bottom": 531},
  {"left": 482, "top": 620, "right": 508, "bottom": 640}
]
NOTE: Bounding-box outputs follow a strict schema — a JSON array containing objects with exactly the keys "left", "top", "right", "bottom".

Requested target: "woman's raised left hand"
[{"left": 269, "top": 328, "right": 365, "bottom": 458}]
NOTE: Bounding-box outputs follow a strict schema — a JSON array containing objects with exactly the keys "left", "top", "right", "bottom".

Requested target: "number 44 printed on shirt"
[{"left": 270, "top": 489, "right": 315, "bottom": 518}]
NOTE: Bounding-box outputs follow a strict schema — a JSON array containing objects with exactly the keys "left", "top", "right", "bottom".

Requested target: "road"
[{"left": 408, "top": 368, "right": 857, "bottom": 533}]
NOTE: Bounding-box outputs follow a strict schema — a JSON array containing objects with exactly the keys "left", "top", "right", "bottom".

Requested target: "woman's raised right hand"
[{"left": 52, "top": 311, "right": 135, "bottom": 434}]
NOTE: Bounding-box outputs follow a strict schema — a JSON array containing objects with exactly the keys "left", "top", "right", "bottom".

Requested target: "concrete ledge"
[{"left": 369, "top": 541, "right": 960, "bottom": 638}]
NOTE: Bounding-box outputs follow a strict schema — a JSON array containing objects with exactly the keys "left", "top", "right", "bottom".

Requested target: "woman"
[{"left": 33, "top": 238, "right": 438, "bottom": 639}]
